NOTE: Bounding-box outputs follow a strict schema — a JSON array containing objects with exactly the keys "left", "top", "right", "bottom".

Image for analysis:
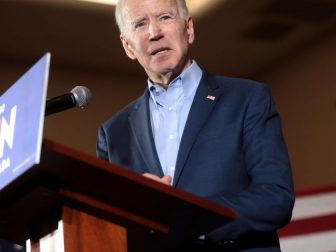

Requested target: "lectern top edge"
[{"left": 43, "top": 138, "right": 236, "bottom": 220}]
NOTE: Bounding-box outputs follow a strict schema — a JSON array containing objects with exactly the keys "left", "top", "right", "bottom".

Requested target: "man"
[{"left": 97, "top": 0, "right": 295, "bottom": 251}]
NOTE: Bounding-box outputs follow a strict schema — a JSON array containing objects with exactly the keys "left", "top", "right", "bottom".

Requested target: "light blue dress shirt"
[{"left": 148, "top": 61, "right": 202, "bottom": 182}]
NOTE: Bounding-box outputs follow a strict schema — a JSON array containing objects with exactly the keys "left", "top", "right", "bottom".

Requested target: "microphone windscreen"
[{"left": 71, "top": 86, "right": 92, "bottom": 108}]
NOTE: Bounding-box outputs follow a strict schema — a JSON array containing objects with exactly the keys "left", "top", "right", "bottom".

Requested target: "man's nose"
[{"left": 148, "top": 21, "right": 163, "bottom": 40}]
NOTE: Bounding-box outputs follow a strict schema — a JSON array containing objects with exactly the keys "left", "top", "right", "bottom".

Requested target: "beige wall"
[
  {"left": 43, "top": 66, "right": 146, "bottom": 156},
  {"left": 263, "top": 34, "right": 336, "bottom": 189}
]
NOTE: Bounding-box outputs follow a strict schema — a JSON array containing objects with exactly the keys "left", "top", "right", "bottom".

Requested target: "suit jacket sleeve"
[
  {"left": 97, "top": 124, "right": 109, "bottom": 160},
  {"left": 204, "top": 84, "right": 294, "bottom": 241}
]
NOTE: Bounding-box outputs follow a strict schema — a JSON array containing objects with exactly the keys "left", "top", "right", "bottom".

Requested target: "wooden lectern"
[{"left": 0, "top": 139, "right": 235, "bottom": 252}]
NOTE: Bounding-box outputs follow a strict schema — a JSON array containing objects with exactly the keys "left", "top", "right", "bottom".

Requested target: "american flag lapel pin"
[{"left": 206, "top": 95, "right": 216, "bottom": 101}]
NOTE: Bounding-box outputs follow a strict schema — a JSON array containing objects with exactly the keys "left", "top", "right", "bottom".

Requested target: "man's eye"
[
  {"left": 160, "top": 15, "right": 171, "bottom": 21},
  {"left": 135, "top": 22, "right": 145, "bottom": 29}
]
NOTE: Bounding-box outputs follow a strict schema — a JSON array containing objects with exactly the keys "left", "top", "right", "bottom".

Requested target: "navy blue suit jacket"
[{"left": 97, "top": 71, "right": 294, "bottom": 251}]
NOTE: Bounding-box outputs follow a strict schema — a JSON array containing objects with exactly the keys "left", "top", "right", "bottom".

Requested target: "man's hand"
[{"left": 143, "top": 173, "right": 172, "bottom": 185}]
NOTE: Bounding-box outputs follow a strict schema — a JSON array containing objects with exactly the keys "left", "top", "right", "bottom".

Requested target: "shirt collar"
[{"left": 147, "top": 61, "right": 202, "bottom": 108}]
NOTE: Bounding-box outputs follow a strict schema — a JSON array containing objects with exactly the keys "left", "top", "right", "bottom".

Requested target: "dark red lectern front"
[{"left": 0, "top": 139, "right": 235, "bottom": 252}]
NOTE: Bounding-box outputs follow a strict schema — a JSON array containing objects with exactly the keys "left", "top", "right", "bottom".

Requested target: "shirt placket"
[{"left": 159, "top": 82, "right": 184, "bottom": 180}]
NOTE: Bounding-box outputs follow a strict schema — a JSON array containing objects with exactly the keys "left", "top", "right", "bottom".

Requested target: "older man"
[{"left": 97, "top": 0, "right": 294, "bottom": 251}]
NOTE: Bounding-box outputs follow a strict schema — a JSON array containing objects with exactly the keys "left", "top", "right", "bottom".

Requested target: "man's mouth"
[{"left": 150, "top": 47, "right": 170, "bottom": 56}]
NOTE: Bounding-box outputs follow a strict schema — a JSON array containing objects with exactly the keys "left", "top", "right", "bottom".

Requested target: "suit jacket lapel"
[
  {"left": 128, "top": 91, "right": 164, "bottom": 176},
  {"left": 173, "top": 71, "right": 222, "bottom": 186}
]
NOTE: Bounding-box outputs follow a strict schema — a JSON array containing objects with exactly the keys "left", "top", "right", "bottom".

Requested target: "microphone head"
[{"left": 71, "top": 86, "right": 92, "bottom": 108}]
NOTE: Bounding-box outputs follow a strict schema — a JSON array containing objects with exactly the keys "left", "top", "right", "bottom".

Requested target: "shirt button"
[
  {"left": 169, "top": 134, "right": 176, "bottom": 140},
  {"left": 170, "top": 166, "right": 175, "bottom": 171}
]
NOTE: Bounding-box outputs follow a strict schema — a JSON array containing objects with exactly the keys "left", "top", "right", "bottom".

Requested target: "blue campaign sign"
[{"left": 0, "top": 53, "right": 50, "bottom": 190}]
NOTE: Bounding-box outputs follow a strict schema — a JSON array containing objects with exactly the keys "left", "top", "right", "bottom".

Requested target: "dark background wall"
[{"left": 1, "top": 0, "right": 336, "bottom": 189}]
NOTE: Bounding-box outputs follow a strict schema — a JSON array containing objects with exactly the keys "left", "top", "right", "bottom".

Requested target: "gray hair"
[{"left": 115, "top": 0, "right": 189, "bottom": 35}]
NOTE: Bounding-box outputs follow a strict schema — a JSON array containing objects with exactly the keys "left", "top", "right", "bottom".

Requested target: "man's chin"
[{"left": 152, "top": 62, "right": 182, "bottom": 75}]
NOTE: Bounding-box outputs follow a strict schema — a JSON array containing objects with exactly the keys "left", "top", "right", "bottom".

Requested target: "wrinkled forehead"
[{"left": 121, "top": 0, "right": 179, "bottom": 23}]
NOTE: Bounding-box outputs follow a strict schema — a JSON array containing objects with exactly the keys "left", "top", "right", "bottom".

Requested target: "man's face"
[{"left": 120, "top": 0, "right": 194, "bottom": 80}]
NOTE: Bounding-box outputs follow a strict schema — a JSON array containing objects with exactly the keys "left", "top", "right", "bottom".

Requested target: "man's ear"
[
  {"left": 186, "top": 17, "right": 195, "bottom": 45},
  {"left": 120, "top": 35, "right": 137, "bottom": 60}
]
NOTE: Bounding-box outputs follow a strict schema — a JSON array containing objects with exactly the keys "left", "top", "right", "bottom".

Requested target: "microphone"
[{"left": 45, "top": 86, "right": 92, "bottom": 116}]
